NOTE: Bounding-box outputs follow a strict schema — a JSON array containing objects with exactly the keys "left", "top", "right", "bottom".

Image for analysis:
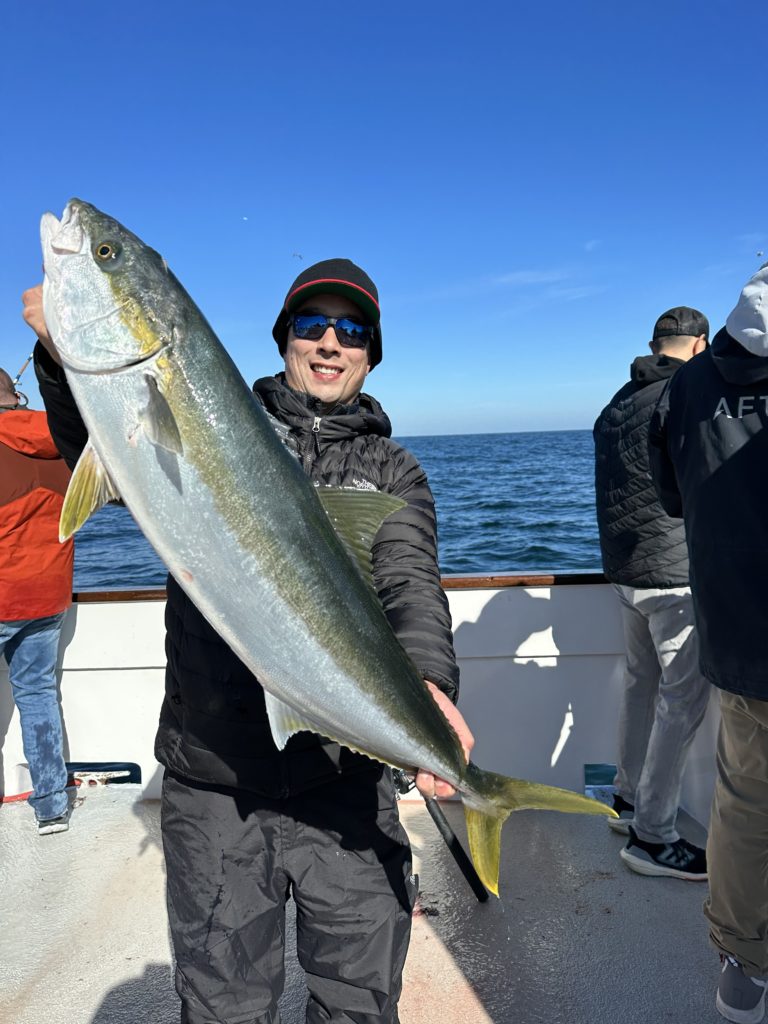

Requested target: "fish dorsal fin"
[
  {"left": 60, "top": 442, "right": 121, "bottom": 540},
  {"left": 316, "top": 486, "right": 406, "bottom": 584},
  {"left": 140, "top": 373, "right": 183, "bottom": 454},
  {"left": 264, "top": 691, "right": 324, "bottom": 750}
]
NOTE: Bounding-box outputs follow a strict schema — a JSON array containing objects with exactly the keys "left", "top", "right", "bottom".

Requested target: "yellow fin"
[
  {"left": 462, "top": 764, "right": 618, "bottom": 897},
  {"left": 316, "top": 486, "right": 406, "bottom": 585},
  {"left": 464, "top": 806, "right": 505, "bottom": 897},
  {"left": 60, "top": 442, "right": 121, "bottom": 541}
]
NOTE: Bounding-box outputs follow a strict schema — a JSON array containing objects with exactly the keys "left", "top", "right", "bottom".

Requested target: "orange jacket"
[{"left": 0, "top": 409, "right": 74, "bottom": 621}]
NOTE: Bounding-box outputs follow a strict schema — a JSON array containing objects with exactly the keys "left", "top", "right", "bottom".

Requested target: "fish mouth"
[
  {"left": 41, "top": 203, "right": 84, "bottom": 264},
  {"left": 41, "top": 201, "right": 167, "bottom": 374}
]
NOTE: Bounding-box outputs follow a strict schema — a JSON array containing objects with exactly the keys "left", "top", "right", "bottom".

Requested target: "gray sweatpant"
[
  {"left": 613, "top": 584, "right": 712, "bottom": 844},
  {"left": 705, "top": 691, "right": 768, "bottom": 977},
  {"left": 162, "top": 767, "right": 416, "bottom": 1024}
]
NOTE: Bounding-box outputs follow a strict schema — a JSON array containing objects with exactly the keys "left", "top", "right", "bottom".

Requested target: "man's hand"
[
  {"left": 22, "top": 284, "right": 61, "bottom": 365},
  {"left": 414, "top": 681, "right": 475, "bottom": 800}
]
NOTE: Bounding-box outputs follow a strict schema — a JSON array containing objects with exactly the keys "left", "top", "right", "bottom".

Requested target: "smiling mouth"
[{"left": 311, "top": 363, "right": 343, "bottom": 378}]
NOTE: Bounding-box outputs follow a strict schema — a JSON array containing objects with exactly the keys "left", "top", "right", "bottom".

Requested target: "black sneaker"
[
  {"left": 716, "top": 954, "right": 768, "bottom": 1024},
  {"left": 620, "top": 825, "right": 707, "bottom": 880},
  {"left": 38, "top": 807, "right": 70, "bottom": 836},
  {"left": 608, "top": 793, "right": 635, "bottom": 835}
]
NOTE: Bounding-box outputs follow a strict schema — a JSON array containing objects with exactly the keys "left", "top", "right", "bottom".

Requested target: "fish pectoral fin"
[
  {"left": 316, "top": 487, "right": 407, "bottom": 584},
  {"left": 139, "top": 373, "right": 183, "bottom": 454},
  {"left": 264, "top": 691, "right": 324, "bottom": 750},
  {"left": 60, "top": 442, "right": 121, "bottom": 540},
  {"left": 462, "top": 764, "right": 618, "bottom": 898}
]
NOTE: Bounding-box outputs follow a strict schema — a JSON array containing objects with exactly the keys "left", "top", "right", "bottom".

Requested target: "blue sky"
[{"left": 1, "top": 2, "right": 766, "bottom": 435}]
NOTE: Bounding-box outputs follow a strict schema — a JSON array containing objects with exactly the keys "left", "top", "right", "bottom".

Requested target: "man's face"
[{"left": 283, "top": 293, "right": 371, "bottom": 408}]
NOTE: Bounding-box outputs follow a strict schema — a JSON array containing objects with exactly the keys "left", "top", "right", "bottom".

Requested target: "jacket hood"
[
  {"left": 630, "top": 354, "right": 685, "bottom": 387},
  {"left": 252, "top": 373, "right": 392, "bottom": 440},
  {"left": 710, "top": 326, "right": 768, "bottom": 385},
  {"left": 725, "top": 261, "right": 768, "bottom": 355},
  {"left": 0, "top": 408, "right": 62, "bottom": 460}
]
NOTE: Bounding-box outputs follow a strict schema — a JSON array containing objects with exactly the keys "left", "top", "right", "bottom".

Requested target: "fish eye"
[{"left": 94, "top": 240, "right": 122, "bottom": 262}]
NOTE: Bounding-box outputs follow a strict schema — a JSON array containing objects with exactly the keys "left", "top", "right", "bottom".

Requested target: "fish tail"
[{"left": 461, "top": 762, "right": 616, "bottom": 897}]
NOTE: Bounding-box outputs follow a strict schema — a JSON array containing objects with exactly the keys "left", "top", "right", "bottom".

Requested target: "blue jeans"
[{"left": 0, "top": 613, "right": 68, "bottom": 820}]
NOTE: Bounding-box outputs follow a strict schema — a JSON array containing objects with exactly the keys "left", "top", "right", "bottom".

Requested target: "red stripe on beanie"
[{"left": 287, "top": 278, "right": 380, "bottom": 314}]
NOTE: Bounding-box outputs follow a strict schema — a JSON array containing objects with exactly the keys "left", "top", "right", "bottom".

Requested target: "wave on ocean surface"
[
  {"left": 400, "top": 430, "right": 601, "bottom": 576},
  {"left": 72, "top": 430, "right": 602, "bottom": 590}
]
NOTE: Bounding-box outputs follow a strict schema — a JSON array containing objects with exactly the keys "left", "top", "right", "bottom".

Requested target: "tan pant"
[{"left": 705, "top": 691, "right": 768, "bottom": 976}]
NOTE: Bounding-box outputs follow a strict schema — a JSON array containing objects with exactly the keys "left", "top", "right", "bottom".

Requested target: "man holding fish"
[
  {"left": 22, "top": 200, "right": 608, "bottom": 1023},
  {"left": 23, "top": 250, "right": 473, "bottom": 1023}
]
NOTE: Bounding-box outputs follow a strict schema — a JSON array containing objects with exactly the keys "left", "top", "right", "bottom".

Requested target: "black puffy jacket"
[
  {"left": 593, "top": 355, "right": 689, "bottom": 588},
  {"left": 649, "top": 330, "right": 768, "bottom": 700},
  {"left": 35, "top": 348, "right": 459, "bottom": 795}
]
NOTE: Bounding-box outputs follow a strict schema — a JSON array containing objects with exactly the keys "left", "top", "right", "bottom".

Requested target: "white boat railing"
[{"left": 0, "top": 574, "right": 719, "bottom": 827}]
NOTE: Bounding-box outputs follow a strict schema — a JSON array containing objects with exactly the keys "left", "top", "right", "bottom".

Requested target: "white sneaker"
[
  {"left": 38, "top": 807, "right": 70, "bottom": 836},
  {"left": 607, "top": 794, "right": 634, "bottom": 835}
]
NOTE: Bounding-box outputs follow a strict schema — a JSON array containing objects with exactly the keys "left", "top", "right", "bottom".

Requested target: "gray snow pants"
[
  {"left": 612, "top": 583, "right": 712, "bottom": 843},
  {"left": 161, "top": 767, "right": 416, "bottom": 1024}
]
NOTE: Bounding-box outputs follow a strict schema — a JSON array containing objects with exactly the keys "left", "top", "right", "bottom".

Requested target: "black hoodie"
[
  {"left": 593, "top": 354, "right": 689, "bottom": 587},
  {"left": 649, "top": 329, "right": 768, "bottom": 698}
]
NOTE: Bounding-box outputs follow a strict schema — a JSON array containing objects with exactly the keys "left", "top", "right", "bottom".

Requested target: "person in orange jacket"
[{"left": 0, "top": 367, "right": 73, "bottom": 834}]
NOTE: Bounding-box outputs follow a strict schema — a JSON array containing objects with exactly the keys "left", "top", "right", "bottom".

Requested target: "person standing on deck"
[
  {"left": 593, "top": 307, "right": 711, "bottom": 880},
  {"left": 0, "top": 367, "right": 73, "bottom": 835},
  {"left": 649, "top": 264, "right": 768, "bottom": 1024},
  {"left": 22, "top": 260, "right": 474, "bottom": 1024}
]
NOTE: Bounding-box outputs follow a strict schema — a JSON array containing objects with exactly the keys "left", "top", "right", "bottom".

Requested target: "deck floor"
[{"left": 0, "top": 784, "right": 723, "bottom": 1024}]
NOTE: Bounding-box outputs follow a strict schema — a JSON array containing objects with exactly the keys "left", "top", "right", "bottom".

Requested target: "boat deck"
[{"left": 0, "top": 784, "right": 724, "bottom": 1024}]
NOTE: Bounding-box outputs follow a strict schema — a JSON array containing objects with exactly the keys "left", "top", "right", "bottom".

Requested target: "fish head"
[{"left": 41, "top": 198, "right": 182, "bottom": 373}]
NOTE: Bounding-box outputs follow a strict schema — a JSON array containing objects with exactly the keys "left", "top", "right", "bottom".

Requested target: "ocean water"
[
  {"left": 402, "top": 430, "right": 600, "bottom": 576},
  {"left": 72, "top": 429, "right": 602, "bottom": 590}
]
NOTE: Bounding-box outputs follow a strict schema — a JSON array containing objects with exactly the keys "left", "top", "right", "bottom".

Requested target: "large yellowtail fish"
[{"left": 41, "top": 199, "right": 612, "bottom": 896}]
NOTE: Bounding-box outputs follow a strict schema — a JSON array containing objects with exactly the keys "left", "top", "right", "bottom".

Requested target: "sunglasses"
[{"left": 288, "top": 314, "right": 374, "bottom": 349}]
